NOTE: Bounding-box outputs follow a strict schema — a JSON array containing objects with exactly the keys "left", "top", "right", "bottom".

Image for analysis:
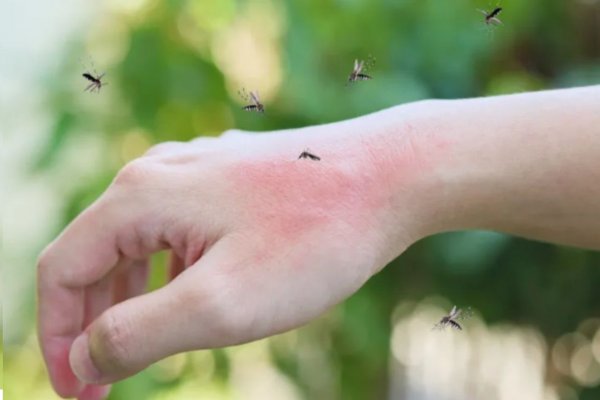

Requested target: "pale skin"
[{"left": 37, "top": 86, "right": 600, "bottom": 399}]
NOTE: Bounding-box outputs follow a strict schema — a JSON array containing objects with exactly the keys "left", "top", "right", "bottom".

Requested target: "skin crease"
[{"left": 37, "top": 86, "right": 600, "bottom": 399}]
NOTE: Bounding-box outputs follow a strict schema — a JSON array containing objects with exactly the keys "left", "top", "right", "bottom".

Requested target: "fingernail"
[{"left": 70, "top": 333, "right": 102, "bottom": 383}]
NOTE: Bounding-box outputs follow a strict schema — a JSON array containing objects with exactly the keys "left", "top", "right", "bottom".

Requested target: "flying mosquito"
[
  {"left": 239, "top": 88, "right": 265, "bottom": 113},
  {"left": 478, "top": 6, "right": 503, "bottom": 26},
  {"left": 433, "top": 305, "right": 472, "bottom": 331},
  {"left": 81, "top": 58, "right": 108, "bottom": 93},
  {"left": 347, "top": 55, "right": 375, "bottom": 84},
  {"left": 298, "top": 148, "right": 321, "bottom": 161}
]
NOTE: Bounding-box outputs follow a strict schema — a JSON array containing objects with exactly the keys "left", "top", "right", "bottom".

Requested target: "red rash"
[{"left": 227, "top": 130, "right": 448, "bottom": 242}]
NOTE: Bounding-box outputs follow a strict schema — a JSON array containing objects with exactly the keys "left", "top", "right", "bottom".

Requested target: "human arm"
[
  {"left": 37, "top": 85, "right": 600, "bottom": 399},
  {"left": 403, "top": 85, "right": 600, "bottom": 248}
]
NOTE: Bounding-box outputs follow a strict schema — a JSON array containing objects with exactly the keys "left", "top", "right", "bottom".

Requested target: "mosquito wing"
[
  {"left": 356, "top": 60, "right": 364, "bottom": 74},
  {"left": 250, "top": 90, "right": 260, "bottom": 105},
  {"left": 449, "top": 306, "right": 458, "bottom": 318}
]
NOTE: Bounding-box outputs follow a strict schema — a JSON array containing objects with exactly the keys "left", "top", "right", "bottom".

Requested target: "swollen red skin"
[
  {"left": 228, "top": 158, "right": 379, "bottom": 239},
  {"left": 225, "top": 121, "right": 456, "bottom": 267},
  {"left": 226, "top": 133, "right": 445, "bottom": 243}
]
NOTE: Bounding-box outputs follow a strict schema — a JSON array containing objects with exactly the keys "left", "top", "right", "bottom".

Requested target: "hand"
[
  {"left": 38, "top": 86, "right": 600, "bottom": 399},
  {"left": 38, "top": 111, "right": 434, "bottom": 399}
]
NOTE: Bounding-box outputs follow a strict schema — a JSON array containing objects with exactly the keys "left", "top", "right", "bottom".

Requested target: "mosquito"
[
  {"left": 478, "top": 6, "right": 503, "bottom": 26},
  {"left": 347, "top": 55, "right": 375, "bottom": 84},
  {"left": 81, "top": 58, "right": 108, "bottom": 93},
  {"left": 239, "top": 88, "right": 265, "bottom": 113},
  {"left": 433, "top": 305, "right": 472, "bottom": 331},
  {"left": 298, "top": 148, "right": 321, "bottom": 161}
]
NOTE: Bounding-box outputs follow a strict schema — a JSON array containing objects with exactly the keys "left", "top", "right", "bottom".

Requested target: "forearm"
[{"left": 380, "top": 86, "right": 600, "bottom": 249}]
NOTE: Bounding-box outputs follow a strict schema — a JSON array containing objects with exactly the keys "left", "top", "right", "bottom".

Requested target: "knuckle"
[
  {"left": 113, "top": 159, "right": 156, "bottom": 187},
  {"left": 37, "top": 244, "right": 55, "bottom": 279},
  {"left": 144, "top": 141, "right": 182, "bottom": 157}
]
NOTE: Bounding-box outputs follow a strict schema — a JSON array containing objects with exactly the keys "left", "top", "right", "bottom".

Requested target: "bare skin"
[{"left": 37, "top": 86, "right": 600, "bottom": 399}]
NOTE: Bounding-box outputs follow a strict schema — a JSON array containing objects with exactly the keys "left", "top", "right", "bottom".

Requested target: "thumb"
[
  {"left": 68, "top": 284, "right": 182, "bottom": 384},
  {"left": 68, "top": 242, "right": 243, "bottom": 384}
]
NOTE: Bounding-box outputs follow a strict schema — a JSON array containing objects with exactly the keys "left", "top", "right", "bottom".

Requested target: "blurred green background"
[{"left": 3, "top": 0, "right": 600, "bottom": 399}]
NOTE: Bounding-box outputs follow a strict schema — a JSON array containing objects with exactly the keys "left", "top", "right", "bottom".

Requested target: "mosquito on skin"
[
  {"left": 239, "top": 88, "right": 265, "bottom": 113},
  {"left": 80, "top": 58, "right": 108, "bottom": 93},
  {"left": 347, "top": 55, "right": 375, "bottom": 85},
  {"left": 433, "top": 305, "right": 473, "bottom": 331},
  {"left": 298, "top": 148, "right": 321, "bottom": 161}
]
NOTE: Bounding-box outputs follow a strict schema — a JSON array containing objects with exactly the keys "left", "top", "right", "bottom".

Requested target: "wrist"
[
  {"left": 352, "top": 99, "right": 461, "bottom": 262},
  {"left": 370, "top": 97, "right": 514, "bottom": 240},
  {"left": 359, "top": 98, "right": 509, "bottom": 254}
]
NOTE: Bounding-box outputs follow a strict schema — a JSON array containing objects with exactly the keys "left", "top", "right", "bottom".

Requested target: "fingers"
[
  {"left": 112, "top": 259, "right": 149, "bottom": 304},
  {"left": 83, "top": 259, "right": 148, "bottom": 324},
  {"left": 83, "top": 275, "right": 113, "bottom": 328},
  {"left": 69, "top": 239, "right": 246, "bottom": 384},
  {"left": 69, "top": 283, "right": 189, "bottom": 384},
  {"left": 38, "top": 201, "right": 121, "bottom": 397},
  {"left": 77, "top": 259, "right": 148, "bottom": 400},
  {"left": 39, "top": 138, "right": 232, "bottom": 396},
  {"left": 37, "top": 187, "right": 165, "bottom": 397},
  {"left": 76, "top": 384, "right": 111, "bottom": 400}
]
